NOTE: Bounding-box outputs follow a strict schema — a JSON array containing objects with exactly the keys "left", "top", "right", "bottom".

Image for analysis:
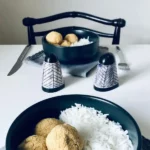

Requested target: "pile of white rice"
[
  {"left": 59, "top": 104, "right": 134, "bottom": 150},
  {"left": 70, "top": 37, "right": 93, "bottom": 47}
]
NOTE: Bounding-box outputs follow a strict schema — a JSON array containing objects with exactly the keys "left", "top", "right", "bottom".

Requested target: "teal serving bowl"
[
  {"left": 6, "top": 95, "right": 142, "bottom": 150},
  {"left": 42, "top": 26, "right": 99, "bottom": 64}
]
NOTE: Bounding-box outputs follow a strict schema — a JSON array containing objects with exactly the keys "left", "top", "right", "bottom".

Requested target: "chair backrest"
[{"left": 23, "top": 11, "right": 126, "bottom": 45}]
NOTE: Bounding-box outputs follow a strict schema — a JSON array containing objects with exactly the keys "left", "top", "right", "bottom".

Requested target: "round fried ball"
[
  {"left": 18, "top": 135, "right": 47, "bottom": 150},
  {"left": 65, "top": 34, "right": 78, "bottom": 43},
  {"left": 35, "top": 118, "right": 63, "bottom": 138},
  {"left": 46, "top": 124, "right": 84, "bottom": 150},
  {"left": 61, "top": 40, "right": 71, "bottom": 47},
  {"left": 46, "top": 31, "right": 63, "bottom": 44}
]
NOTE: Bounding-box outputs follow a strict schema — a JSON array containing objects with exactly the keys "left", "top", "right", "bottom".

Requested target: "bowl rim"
[
  {"left": 6, "top": 94, "right": 142, "bottom": 150},
  {"left": 42, "top": 28, "right": 99, "bottom": 49}
]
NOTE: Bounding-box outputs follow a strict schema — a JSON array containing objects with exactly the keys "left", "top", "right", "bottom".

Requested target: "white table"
[{"left": 0, "top": 45, "right": 150, "bottom": 148}]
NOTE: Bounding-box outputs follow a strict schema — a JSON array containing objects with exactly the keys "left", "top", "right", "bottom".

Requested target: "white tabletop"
[{"left": 0, "top": 45, "right": 150, "bottom": 148}]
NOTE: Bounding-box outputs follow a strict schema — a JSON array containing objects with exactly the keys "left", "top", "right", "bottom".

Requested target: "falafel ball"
[
  {"left": 46, "top": 31, "right": 63, "bottom": 44},
  {"left": 61, "top": 40, "right": 71, "bottom": 47},
  {"left": 35, "top": 118, "right": 63, "bottom": 137},
  {"left": 65, "top": 34, "right": 78, "bottom": 43},
  {"left": 46, "top": 124, "right": 84, "bottom": 150},
  {"left": 18, "top": 135, "right": 47, "bottom": 150}
]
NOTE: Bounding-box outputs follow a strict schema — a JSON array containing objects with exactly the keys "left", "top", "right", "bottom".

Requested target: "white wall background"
[{"left": 0, "top": 0, "right": 150, "bottom": 45}]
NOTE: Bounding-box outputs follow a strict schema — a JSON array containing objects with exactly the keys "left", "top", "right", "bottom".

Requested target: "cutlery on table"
[
  {"left": 116, "top": 46, "right": 130, "bottom": 70},
  {"left": 7, "top": 45, "right": 32, "bottom": 76}
]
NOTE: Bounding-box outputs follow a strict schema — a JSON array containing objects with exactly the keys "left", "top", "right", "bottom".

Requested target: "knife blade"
[{"left": 7, "top": 45, "right": 32, "bottom": 76}]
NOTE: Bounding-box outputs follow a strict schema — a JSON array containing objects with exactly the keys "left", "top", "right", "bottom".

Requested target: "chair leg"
[
  {"left": 112, "top": 27, "right": 120, "bottom": 45},
  {"left": 28, "top": 26, "right": 36, "bottom": 45},
  {"left": 27, "top": 27, "right": 31, "bottom": 45}
]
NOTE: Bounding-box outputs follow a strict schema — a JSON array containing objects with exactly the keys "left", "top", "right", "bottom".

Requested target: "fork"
[{"left": 116, "top": 46, "right": 130, "bottom": 70}]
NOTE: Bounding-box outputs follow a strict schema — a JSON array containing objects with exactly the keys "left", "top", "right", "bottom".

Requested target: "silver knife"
[{"left": 7, "top": 45, "right": 32, "bottom": 76}]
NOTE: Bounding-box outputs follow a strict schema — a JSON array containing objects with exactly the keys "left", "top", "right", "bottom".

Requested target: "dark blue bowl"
[
  {"left": 6, "top": 95, "right": 142, "bottom": 150},
  {"left": 42, "top": 26, "right": 99, "bottom": 64}
]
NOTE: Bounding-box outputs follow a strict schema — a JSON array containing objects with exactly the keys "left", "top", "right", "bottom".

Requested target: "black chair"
[{"left": 23, "top": 11, "right": 126, "bottom": 45}]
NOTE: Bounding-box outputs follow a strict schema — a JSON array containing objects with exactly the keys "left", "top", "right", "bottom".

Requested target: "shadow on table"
[
  {"left": 119, "top": 64, "right": 150, "bottom": 86},
  {"left": 64, "top": 76, "right": 83, "bottom": 88},
  {"left": 0, "top": 147, "right": 5, "bottom": 150}
]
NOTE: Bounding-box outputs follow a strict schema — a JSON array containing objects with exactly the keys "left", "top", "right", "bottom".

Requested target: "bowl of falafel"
[
  {"left": 6, "top": 95, "right": 141, "bottom": 150},
  {"left": 42, "top": 26, "right": 99, "bottom": 64}
]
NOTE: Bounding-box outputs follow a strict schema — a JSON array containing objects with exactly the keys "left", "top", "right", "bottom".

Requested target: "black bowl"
[
  {"left": 6, "top": 95, "right": 142, "bottom": 150},
  {"left": 42, "top": 26, "right": 99, "bottom": 64}
]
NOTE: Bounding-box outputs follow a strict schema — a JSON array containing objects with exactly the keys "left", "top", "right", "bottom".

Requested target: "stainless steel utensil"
[
  {"left": 7, "top": 45, "right": 32, "bottom": 76},
  {"left": 116, "top": 46, "right": 130, "bottom": 70}
]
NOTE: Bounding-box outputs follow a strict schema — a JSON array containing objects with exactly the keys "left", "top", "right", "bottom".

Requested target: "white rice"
[
  {"left": 70, "top": 37, "right": 93, "bottom": 47},
  {"left": 59, "top": 104, "right": 134, "bottom": 150}
]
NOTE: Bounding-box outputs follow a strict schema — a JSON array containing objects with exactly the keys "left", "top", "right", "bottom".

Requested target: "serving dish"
[
  {"left": 42, "top": 26, "right": 99, "bottom": 64},
  {"left": 6, "top": 95, "right": 142, "bottom": 150}
]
